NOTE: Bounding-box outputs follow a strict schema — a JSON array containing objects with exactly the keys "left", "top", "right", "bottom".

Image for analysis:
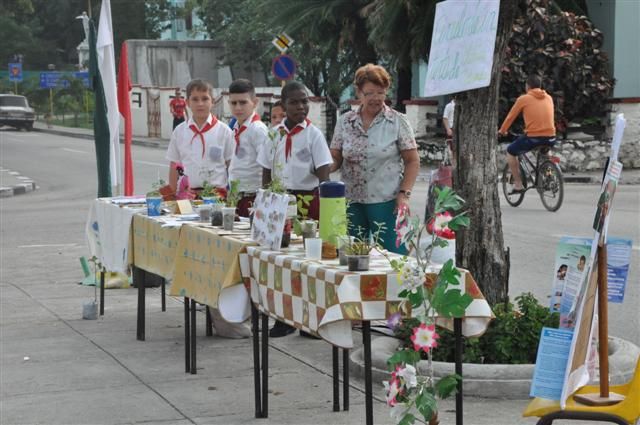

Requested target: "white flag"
[{"left": 97, "top": 0, "right": 121, "bottom": 194}]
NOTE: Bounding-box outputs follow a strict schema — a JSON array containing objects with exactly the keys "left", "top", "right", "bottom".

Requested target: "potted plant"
[
  {"left": 342, "top": 223, "right": 385, "bottom": 271},
  {"left": 382, "top": 186, "right": 472, "bottom": 425},
  {"left": 221, "top": 180, "right": 240, "bottom": 231},
  {"left": 146, "top": 179, "right": 165, "bottom": 217},
  {"left": 293, "top": 194, "right": 317, "bottom": 241}
]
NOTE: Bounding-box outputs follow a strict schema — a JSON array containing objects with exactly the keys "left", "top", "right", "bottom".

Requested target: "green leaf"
[
  {"left": 447, "top": 213, "right": 470, "bottom": 231},
  {"left": 433, "top": 290, "right": 473, "bottom": 318},
  {"left": 435, "top": 374, "right": 461, "bottom": 398},
  {"left": 438, "top": 260, "right": 461, "bottom": 285},
  {"left": 398, "top": 413, "right": 416, "bottom": 425},
  {"left": 407, "top": 289, "right": 425, "bottom": 308},
  {"left": 387, "top": 349, "right": 421, "bottom": 368},
  {"left": 415, "top": 391, "right": 437, "bottom": 421}
]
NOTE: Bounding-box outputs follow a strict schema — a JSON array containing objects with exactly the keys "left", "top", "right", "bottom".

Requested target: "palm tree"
[{"left": 362, "top": 0, "right": 437, "bottom": 111}]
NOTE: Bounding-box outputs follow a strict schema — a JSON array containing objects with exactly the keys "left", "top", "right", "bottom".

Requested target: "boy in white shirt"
[
  {"left": 166, "top": 79, "right": 234, "bottom": 197},
  {"left": 257, "top": 81, "right": 332, "bottom": 221},
  {"left": 227, "top": 79, "right": 268, "bottom": 217}
]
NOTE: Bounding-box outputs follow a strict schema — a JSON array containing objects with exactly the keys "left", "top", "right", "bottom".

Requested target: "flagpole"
[{"left": 88, "top": 0, "right": 92, "bottom": 17}]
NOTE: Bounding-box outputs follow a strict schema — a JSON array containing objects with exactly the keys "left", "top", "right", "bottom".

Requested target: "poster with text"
[
  {"left": 607, "top": 237, "right": 633, "bottom": 303},
  {"left": 424, "top": 0, "right": 500, "bottom": 97},
  {"left": 550, "top": 237, "right": 592, "bottom": 314}
]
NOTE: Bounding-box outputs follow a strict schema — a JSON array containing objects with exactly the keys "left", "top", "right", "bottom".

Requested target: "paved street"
[{"left": 1, "top": 129, "right": 638, "bottom": 424}]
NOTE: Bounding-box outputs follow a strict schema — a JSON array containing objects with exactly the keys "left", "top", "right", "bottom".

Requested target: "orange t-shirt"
[{"left": 499, "top": 89, "right": 555, "bottom": 137}]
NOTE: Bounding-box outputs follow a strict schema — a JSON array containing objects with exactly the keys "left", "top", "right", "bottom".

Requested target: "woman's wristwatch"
[{"left": 398, "top": 189, "right": 412, "bottom": 198}]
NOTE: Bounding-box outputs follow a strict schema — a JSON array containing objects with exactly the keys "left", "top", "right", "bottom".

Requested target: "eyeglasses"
[{"left": 362, "top": 91, "right": 386, "bottom": 99}]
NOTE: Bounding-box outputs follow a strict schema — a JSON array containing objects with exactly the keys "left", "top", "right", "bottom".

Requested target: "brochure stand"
[{"left": 573, "top": 244, "right": 625, "bottom": 406}]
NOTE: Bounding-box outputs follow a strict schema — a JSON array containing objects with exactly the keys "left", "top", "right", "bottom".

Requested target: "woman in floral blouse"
[{"left": 330, "top": 64, "right": 420, "bottom": 254}]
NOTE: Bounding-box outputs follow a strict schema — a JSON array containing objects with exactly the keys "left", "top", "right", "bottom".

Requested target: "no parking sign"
[{"left": 271, "top": 54, "right": 297, "bottom": 81}]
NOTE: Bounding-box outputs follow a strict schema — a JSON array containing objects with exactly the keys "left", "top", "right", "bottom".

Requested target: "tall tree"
[{"left": 453, "top": 1, "right": 520, "bottom": 306}]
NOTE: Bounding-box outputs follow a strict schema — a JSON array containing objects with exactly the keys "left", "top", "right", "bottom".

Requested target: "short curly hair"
[{"left": 354, "top": 64, "right": 391, "bottom": 90}]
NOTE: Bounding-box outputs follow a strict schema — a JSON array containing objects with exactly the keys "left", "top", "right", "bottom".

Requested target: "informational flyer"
[
  {"left": 549, "top": 237, "right": 592, "bottom": 314},
  {"left": 251, "top": 189, "right": 289, "bottom": 250},
  {"left": 607, "top": 237, "right": 633, "bottom": 303},
  {"left": 530, "top": 327, "right": 574, "bottom": 400}
]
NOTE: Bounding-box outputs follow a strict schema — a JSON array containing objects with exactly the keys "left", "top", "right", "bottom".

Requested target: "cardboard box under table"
[
  {"left": 170, "top": 223, "right": 255, "bottom": 374},
  {"left": 241, "top": 246, "right": 492, "bottom": 425}
]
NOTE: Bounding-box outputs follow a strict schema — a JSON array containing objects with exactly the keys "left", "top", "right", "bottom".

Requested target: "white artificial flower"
[
  {"left": 398, "top": 260, "right": 424, "bottom": 293},
  {"left": 397, "top": 364, "right": 418, "bottom": 389}
]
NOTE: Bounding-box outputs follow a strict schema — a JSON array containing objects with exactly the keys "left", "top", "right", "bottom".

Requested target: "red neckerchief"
[
  {"left": 189, "top": 116, "right": 218, "bottom": 158},
  {"left": 234, "top": 113, "right": 261, "bottom": 154},
  {"left": 284, "top": 118, "right": 311, "bottom": 162}
]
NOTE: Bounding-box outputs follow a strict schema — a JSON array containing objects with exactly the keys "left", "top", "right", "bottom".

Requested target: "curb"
[
  {"left": 0, "top": 170, "right": 37, "bottom": 198},
  {"left": 350, "top": 335, "right": 640, "bottom": 400},
  {"left": 33, "top": 126, "right": 168, "bottom": 150}
]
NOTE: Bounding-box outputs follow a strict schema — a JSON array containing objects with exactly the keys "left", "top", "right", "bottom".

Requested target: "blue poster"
[
  {"left": 530, "top": 327, "right": 574, "bottom": 400},
  {"left": 607, "top": 237, "right": 632, "bottom": 303}
]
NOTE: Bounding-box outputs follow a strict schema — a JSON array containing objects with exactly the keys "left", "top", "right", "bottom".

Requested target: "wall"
[{"left": 613, "top": 0, "right": 640, "bottom": 98}]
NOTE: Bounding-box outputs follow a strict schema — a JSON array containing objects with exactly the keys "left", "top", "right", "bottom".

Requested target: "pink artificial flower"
[
  {"left": 384, "top": 376, "right": 401, "bottom": 407},
  {"left": 426, "top": 212, "right": 455, "bottom": 240},
  {"left": 410, "top": 323, "right": 440, "bottom": 353},
  {"left": 394, "top": 204, "right": 411, "bottom": 248}
]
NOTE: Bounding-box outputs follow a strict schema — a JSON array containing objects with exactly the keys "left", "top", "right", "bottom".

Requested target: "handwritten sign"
[{"left": 424, "top": 0, "right": 500, "bottom": 97}]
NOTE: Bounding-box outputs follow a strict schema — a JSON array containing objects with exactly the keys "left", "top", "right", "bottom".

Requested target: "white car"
[{"left": 0, "top": 94, "right": 36, "bottom": 131}]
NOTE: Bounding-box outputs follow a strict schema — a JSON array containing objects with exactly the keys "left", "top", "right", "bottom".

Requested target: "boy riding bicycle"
[{"left": 499, "top": 74, "right": 556, "bottom": 194}]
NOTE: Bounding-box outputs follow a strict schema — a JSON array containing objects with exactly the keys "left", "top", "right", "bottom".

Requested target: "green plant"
[
  {"left": 383, "top": 186, "right": 472, "bottom": 424},
  {"left": 147, "top": 179, "right": 166, "bottom": 197},
  {"left": 343, "top": 222, "right": 386, "bottom": 256},
  {"left": 396, "top": 293, "right": 560, "bottom": 364},
  {"left": 200, "top": 182, "right": 219, "bottom": 200},
  {"left": 292, "top": 194, "right": 315, "bottom": 236},
  {"left": 225, "top": 180, "right": 241, "bottom": 207}
]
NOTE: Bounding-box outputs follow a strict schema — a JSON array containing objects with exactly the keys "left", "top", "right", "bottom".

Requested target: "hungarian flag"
[
  {"left": 88, "top": 18, "right": 111, "bottom": 197},
  {"left": 97, "top": 0, "right": 121, "bottom": 195},
  {"left": 117, "top": 41, "right": 133, "bottom": 196}
]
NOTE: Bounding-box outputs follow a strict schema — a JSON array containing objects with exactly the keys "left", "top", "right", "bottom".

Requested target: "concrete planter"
[{"left": 350, "top": 335, "right": 639, "bottom": 399}]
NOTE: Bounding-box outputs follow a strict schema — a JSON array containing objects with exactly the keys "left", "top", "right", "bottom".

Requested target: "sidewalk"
[{"left": 34, "top": 120, "right": 640, "bottom": 185}]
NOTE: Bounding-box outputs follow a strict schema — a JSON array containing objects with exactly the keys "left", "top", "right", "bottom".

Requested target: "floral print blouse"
[{"left": 330, "top": 105, "right": 417, "bottom": 204}]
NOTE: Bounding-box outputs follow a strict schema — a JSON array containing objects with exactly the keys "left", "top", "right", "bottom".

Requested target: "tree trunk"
[
  {"left": 454, "top": 1, "right": 519, "bottom": 306},
  {"left": 395, "top": 62, "right": 412, "bottom": 113}
]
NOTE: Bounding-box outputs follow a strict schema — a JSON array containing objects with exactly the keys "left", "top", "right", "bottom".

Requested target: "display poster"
[
  {"left": 251, "top": 189, "right": 289, "bottom": 250},
  {"left": 530, "top": 327, "right": 574, "bottom": 400}
]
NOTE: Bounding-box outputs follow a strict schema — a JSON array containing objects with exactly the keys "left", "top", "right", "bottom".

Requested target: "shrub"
[
  {"left": 500, "top": 0, "right": 614, "bottom": 135},
  {"left": 395, "top": 293, "right": 560, "bottom": 364}
]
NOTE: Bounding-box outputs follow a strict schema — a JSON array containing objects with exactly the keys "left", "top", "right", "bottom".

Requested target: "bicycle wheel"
[
  {"left": 537, "top": 160, "right": 564, "bottom": 212},
  {"left": 502, "top": 163, "right": 525, "bottom": 207}
]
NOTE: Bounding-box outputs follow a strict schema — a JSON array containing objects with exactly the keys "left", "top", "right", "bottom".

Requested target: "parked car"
[{"left": 0, "top": 94, "right": 36, "bottom": 131}]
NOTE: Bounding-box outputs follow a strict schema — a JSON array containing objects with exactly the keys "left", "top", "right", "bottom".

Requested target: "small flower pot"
[
  {"left": 301, "top": 220, "right": 317, "bottom": 240},
  {"left": 211, "top": 204, "right": 223, "bottom": 226},
  {"left": 222, "top": 207, "right": 236, "bottom": 231},
  {"left": 198, "top": 205, "right": 212, "bottom": 222},
  {"left": 347, "top": 254, "right": 370, "bottom": 272}
]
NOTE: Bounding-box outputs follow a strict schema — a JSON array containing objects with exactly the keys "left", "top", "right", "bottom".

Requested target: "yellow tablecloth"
[
  {"left": 132, "top": 214, "right": 180, "bottom": 279},
  {"left": 170, "top": 224, "right": 256, "bottom": 322}
]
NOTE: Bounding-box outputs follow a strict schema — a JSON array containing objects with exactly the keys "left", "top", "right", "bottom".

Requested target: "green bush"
[{"left": 395, "top": 293, "right": 559, "bottom": 364}]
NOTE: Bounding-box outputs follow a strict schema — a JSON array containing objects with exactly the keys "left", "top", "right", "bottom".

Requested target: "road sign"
[
  {"left": 271, "top": 54, "right": 297, "bottom": 81},
  {"left": 272, "top": 33, "right": 294, "bottom": 53},
  {"left": 8, "top": 63, "right": 23, "bottom": 82},
  {"left": 39, "top": 71, "right": 90, "bottom": 89}
]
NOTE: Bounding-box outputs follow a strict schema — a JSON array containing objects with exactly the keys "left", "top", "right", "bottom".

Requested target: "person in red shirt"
[{"left": 169, "top": 88, "right": 188, "bottom": 129}]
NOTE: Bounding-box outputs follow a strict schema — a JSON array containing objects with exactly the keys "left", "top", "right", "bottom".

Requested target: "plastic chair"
[{"left": 523, "top": 356, "right": 640, "bottom": 424}]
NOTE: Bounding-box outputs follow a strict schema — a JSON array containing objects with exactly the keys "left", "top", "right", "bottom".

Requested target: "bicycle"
[{"left": 500, "top": 134, "right": 564, "bottom": 212}]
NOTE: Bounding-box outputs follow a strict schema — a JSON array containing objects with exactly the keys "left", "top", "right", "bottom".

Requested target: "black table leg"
[
  {"left": 343, "top": 348, "right": 349, "bottom": 411},
  {"left": 99, "top": 269, "right": 105, "bottom": 315},
  {"left": 184, "top": 297, "right": 190, "bottom": 373},
  {"left": 332, "top": 346, "right": 339, "bottom": 412},
  {"left": 251, "top": 305, "right": 262, "bottom": 418},
  {"left": 134, "top": 266, "right": 146, "bottom": 341},
  {"left": 261, "top": 313, "right": 269, "bottom": 418},
  {"left": 454, "top": 317, "right": 463, "bottom": 425},
  {"left": 205, "top": 306, "right": 213, "bottom": 337},
  {"left": 161, "top": 278, "right": 166, "bottom": 312},
  {"left": 190, "top": 299, "right": 197, "bottom": 374},
  {"left": 362, "top": 321, "right": 373, "bottom": 425}
]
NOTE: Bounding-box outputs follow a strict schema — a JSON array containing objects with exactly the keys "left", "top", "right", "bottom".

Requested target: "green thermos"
[{"left": 319, "top": 181, "right": 347, "bottom": 246}]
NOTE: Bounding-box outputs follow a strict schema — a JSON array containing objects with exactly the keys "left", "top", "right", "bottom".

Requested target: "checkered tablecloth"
[
  {"left": 241, "top": 246, "right": 493, "bottom": 348},
  {"left": 170, "top": 224, "right": 256, "bottom": 322}
]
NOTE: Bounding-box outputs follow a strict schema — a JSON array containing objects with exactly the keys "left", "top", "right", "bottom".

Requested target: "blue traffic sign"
[
  {"left": 8, "top": 63, "right": 22, "bottom": 82},
  {"left": 39, "top": 71, "right": 90, "bottom": 89},
  {"left": 271, "top": 54, "right": 297, "bottom": 81}
]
